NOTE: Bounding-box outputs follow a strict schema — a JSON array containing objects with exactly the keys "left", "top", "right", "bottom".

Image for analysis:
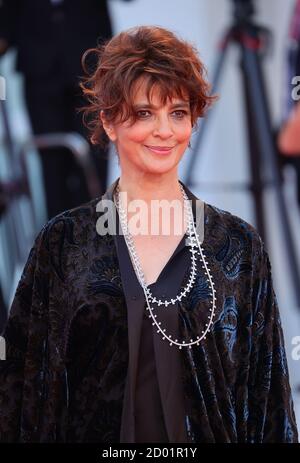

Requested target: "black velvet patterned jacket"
[{"left": 0, "top": 178, "right": 298, "bottom": 443}]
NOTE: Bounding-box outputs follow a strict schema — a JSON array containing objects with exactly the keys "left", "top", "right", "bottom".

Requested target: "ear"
[{"left": 100, "top": 110, "right": 117, "bottom": 142}]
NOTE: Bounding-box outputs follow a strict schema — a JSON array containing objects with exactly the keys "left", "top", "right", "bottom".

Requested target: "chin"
[
  {"left": 143, "top": 165, "right": 178, "bottom": 176},
  {"left": 143, "top": 155, "right": 182, "bottom": 169}
]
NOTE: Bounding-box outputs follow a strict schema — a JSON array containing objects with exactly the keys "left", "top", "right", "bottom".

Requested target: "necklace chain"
[{"left": 114, "top": 181, "right": 217, "bottom": 349}]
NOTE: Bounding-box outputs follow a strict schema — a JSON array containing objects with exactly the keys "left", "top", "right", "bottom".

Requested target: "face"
[{"left": 101, "top": 78, "right": 192, "bottom": 178}]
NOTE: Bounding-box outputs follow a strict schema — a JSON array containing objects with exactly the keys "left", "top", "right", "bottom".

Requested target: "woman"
[{"left": 0, "top": 26, "right": 298, "bottom": 443}]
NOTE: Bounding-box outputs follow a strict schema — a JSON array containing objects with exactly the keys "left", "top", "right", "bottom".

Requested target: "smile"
[{"left": 144, "top": 145, "right": 175, "bottom": 154}]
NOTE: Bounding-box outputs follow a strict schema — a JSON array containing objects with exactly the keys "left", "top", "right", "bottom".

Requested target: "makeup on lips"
[{"left": 144, "top": 145, "right": 175, "bottom": 155}]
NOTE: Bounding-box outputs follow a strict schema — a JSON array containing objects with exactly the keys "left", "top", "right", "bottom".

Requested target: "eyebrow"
[{"left": 133, "top": 102, "right": 190, "bottom": 110}]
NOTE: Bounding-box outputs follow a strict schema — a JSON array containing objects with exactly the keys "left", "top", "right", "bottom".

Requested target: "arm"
[
  {"left": 247, "top": 239, "right": 298, "bottom": 442},
  {"left": 0, "top": 227, "right": 50, "bottom": 442}
]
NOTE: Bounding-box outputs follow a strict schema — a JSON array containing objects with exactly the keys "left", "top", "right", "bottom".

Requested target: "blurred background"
[{"left": 0, "top": 0, "right": 300, "bottom": 432}]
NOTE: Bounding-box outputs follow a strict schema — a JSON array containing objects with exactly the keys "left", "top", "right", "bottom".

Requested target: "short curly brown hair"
[{"left": 79, "top": 25, "right": 217, "bottom": 148}]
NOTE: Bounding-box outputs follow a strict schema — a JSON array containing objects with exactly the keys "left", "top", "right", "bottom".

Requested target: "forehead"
[{"left": 131, "top": 76, "right": 189, "bottom": 106}]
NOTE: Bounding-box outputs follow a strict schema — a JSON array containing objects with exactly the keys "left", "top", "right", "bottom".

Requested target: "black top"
[{"left": 114, "top": 209, "right": 191, "bottom": 443}]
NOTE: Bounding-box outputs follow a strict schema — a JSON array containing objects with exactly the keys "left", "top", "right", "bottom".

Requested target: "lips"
[{"left": 144, "top": 145, "right": 175, "bottom": 154}]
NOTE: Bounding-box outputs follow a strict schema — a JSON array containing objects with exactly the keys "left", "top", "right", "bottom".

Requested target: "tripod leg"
[
  {"left": 185, "top": 33, "right": 231, "bottom": 188},
  {"left": 240, "top": 55, "right": 267, "bottom": 243},
  {"left": 241, "top": 43, "right": 300, "bottom": 307}
]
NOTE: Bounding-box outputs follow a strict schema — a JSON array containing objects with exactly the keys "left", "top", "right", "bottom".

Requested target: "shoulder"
[
  {"left": 29, "top": 197, "right": 108, "bottom": 277},
  {"left": 36, "top": 196, "right": 102, "bottom": 246},
  {"left": 22, "top": 196, "right": 116, "bottom": 287},
  {"left": 203, "top": 201, "right": 265, "bottom": 262}
]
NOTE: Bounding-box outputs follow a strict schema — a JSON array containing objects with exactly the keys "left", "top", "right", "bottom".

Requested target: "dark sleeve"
[
  {"left": 0, "top": 227, "right": 50, "bottom": 442},
  {"left": 248, "top": 239, "right": 298, "bottom": 443}
]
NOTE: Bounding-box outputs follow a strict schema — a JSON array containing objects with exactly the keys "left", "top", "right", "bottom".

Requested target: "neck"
[
  {"left": 117, "top": 173, "right": 183, "bottom": 205},
  {"left": 116, "top": 173, "right": 189, "bottom": 237}
]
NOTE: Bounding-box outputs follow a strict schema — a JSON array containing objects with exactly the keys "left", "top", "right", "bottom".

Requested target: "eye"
[
  {"left": 136, "top": 110, "right": 151, "bottom": 119},
  {"left": 172, "top": 110, "right": 188, "bottom": 119}
]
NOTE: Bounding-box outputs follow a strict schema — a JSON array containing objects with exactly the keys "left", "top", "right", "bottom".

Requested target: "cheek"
[
  {"left": 123, "top": 125, "right": 150, "bottom": 144},
  {"left": 176, "top": 123, "right": 192, "bottom": 143},
  {"left": 118, "top": 122, "right": 192, "bottom": 144}
]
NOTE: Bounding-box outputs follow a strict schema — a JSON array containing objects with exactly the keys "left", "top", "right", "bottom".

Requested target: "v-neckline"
[
  {"left": 147, "top": 232, "right": 188, "bottom": 287},
  {"left": 116, "top": 205, "right": 206, "bottom": 290},
  {"left": 111, "top": 178, "right": 206, "bottom": 291}
]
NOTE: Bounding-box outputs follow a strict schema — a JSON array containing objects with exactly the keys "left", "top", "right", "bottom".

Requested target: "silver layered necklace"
[{"left": 114, "top": 182, "right": 216, "bottom": 349}]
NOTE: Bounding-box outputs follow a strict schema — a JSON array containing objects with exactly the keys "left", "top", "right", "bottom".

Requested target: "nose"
[{"left": 152, "top": 113, "right": 174, "bottom": 139}]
